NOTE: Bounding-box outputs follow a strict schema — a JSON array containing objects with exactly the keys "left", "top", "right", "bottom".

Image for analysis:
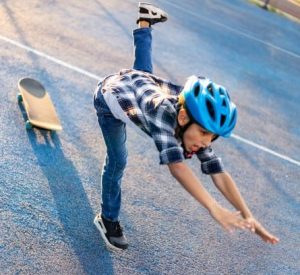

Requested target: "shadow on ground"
[{"left": 18, "top": 101, "right": 114, "bottom": 274}]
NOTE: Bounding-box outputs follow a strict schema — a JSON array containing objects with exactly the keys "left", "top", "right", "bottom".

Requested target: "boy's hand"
[
  {"left": 245, "top": 217, "right": 280, "bottom": 244},
  {"left": 209, "top": 204, "right": 251, "bottom": 233}
]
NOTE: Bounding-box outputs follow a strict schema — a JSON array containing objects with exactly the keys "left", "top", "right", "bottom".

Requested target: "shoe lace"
[
  {"left": 114, "top": 222, "right": 123, "bottom": 235},
  {"left": 109, "top": 221, "right": 123, "bottom": 237}
]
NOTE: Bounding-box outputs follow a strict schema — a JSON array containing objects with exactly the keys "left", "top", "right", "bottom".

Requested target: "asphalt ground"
[{"left": 0, "top": 0, "right": 299, "bottom": 274}]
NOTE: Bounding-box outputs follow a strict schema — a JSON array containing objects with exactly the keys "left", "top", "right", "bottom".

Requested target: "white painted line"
[
  {"left": 164, "top": 1, "right": 300, "bottom": 60},
  {"left": 232, "top": 134, "right": 300, "bottom": 166},
  {"left": 0, "top": 34, "right": 299, "bottom": 167},
  {"left": 0, "top": 34, "right": 101, "bottom": 81}
]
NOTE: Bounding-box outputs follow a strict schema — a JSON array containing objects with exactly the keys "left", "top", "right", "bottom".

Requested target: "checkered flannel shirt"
[{"left": 96, "top": 69, "right": 224, "bottom": 174}]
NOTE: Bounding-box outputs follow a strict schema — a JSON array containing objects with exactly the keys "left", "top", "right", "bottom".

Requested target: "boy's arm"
[
  {"left": 211, "top": 172, "right": 280, "bottom": 244},
  {"left": 167, "top": 162, "right": 250, "bottom": 233},
  {"left": 210, "top": 172, "right": 253, "bottom": 219}
]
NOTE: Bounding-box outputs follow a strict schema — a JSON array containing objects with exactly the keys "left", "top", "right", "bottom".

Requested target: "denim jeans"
[{"left": 94, "top": 28, "right": 153, "bottom": 221}]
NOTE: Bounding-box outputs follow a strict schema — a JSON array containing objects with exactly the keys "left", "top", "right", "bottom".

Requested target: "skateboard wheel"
[
  {"left": 17, "top": 93, "right": 23, "bottom": 103},
  {"left": 25, "top": 120, "right": 33, "bottom": 130}
]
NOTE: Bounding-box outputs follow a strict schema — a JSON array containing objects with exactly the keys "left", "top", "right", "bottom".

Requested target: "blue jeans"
[{"left": 94, "top": 28, "right": 153, "bottom": 221}]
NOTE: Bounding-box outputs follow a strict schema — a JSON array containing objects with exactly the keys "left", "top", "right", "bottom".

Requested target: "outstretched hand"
[
  {"left": 209, "top": 205, "right": 252, "bottom": 233},
  {"left": 245, "top": 217, "right": 280, "bottom": 244},
  {"left": 209, "top": 205, "right": 280, "bottom": 244}
]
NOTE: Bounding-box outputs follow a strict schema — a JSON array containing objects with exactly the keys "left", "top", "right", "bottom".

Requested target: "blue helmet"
[{"left": 182, "top": 76, "right": 237, "bottom": 137}]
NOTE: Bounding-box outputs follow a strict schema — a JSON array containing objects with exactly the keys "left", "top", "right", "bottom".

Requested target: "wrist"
[
  {"left": 241, "top": 209, "right": 253, "bottom": 219},
  {"left": 207, "top": 201, "right": 221, "bottom": 214}
]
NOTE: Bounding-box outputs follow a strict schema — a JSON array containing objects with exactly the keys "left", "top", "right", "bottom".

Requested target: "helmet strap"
[
  {"left": 175, "top": 106, "right": 194, "bottom": 158},
  {"left": 175, "top": 103, "right": 195, "bottom": 140}
]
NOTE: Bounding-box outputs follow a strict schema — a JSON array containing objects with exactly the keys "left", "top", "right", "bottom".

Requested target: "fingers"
[
  {"left": 245, "top": 217, "right": 257, "bottom": 233},
  {"left": 266, "top": 237, "right": 280, "bottom": 244},
  {"left": 253, "top": 222, "right": 280, "bottom": 244},
  {"left": 271, "top": 237, "right": 280, "bottom": 244},
  {"left": 248, "top": 222, "right": 256, "bottom": 233},
  {"left": 261, "top": 231, "right": 280, "bottom": 244},
  {"left": 262, "top": 234, "right": 280, "bottom": 244},
  {"left": 221, "top": 214, "right": 280, "bottom": 244},
  {"left": 236, "top": 220, "right": 251, "bottom": 230},
  {"left": 222, "top": 211, "right": 252, "bottom": 232},
  {"left": 232, "top": 212, "right": 253, "bottom": 231}
]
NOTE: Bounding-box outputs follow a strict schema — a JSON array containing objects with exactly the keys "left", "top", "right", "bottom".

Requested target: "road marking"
[
  {"left": 0, "top": 34, "right": 299, "bottom": 167},
  {"left": 232, "top": 134, "right": 300, "bottom": 166},
  {"left": 0, "top": 34, "right": 100, "bottom": 81},
  {"left": 163, "top": 1, "right": 300, "bottom": 60}
]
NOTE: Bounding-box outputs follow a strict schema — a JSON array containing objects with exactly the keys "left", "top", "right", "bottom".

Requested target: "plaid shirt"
[{"left": 95, "top": 69, "right": 224, "bottom": 174}]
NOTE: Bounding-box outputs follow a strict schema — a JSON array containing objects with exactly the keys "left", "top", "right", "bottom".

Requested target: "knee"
[
  {"left": 105, "top": 152, "right": 127, "bottom": 174},
  {"left": 115, "top": 156, "right": 127, "bottom": 171}
]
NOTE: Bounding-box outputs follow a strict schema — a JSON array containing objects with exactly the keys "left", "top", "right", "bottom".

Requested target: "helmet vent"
[
  {"left": 229, "top": 109, "right": 236, "bottom": 125},
  {"left": 207, "top": 84, "right": 214, "bottom": 96},
  {"left": 222, "top": 99, "right": 227, "bottom": 107},
  {"left": 206, "top": 100, "right": 215, "bottom": 120},
  {"left": 221, "top": 114, "right": 226, "bottom": 126},
  {"left": 194, "top": 84, "right": 200, "bottom": 97}
]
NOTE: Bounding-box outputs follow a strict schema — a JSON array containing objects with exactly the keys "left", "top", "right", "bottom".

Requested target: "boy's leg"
[
  {"left": 133, "top": 27, "right": 153, "bottom": 73},
  {"left": 94, "top": 94, "right": 127, "bottom": 222},
  {"left": 93, "top": 93, "right": 128, "bottom": 250},
  {"left": 100, "top": 127, "right": 127, "bottom": 222},
  {"left": 133, "top": 3, "right": 168, "bottom": 73}
]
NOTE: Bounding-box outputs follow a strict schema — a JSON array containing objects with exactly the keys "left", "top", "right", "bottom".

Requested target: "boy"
[{"left": 93, "top": 3, "right": 279, "bottom": 250}]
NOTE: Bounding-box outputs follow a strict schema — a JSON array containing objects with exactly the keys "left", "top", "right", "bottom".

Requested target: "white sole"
[{"left": 93, "top": 215, "right": 124, "bottom": 252}]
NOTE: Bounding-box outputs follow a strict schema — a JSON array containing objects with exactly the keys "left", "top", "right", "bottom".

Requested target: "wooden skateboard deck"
[{"left": 17, "top": 78, "right": 62, "bottom": 131}]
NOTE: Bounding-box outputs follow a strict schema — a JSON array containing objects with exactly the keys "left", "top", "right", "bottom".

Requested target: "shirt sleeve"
[
  {"left": 196, "top": 146, "right": 225, "bottom": 174},
  {"left": 147, "top": 100, "right": 185, "bottom": 165}
]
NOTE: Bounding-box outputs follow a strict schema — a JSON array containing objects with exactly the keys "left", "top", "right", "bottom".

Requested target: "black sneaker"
[
  {"left": 94, "top": 213, "right": 128, "bottom": 250},
  {"left": 137, "top": 2, "right": 168, "bottom": 25}
]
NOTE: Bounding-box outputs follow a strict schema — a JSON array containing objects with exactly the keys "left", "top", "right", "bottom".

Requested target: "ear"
[{"left": 177, "top": 109, "right": 190, "bottom": 126}]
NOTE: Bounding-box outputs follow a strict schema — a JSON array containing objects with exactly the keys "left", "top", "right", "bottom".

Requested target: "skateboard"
[{"left": 17, "top": 78, "right": 62, "bottom": 131}]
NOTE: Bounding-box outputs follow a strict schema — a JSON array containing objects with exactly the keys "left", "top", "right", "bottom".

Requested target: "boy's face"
[
  {"left": 177, "top": 109, "right": 215, "bottom": 154},
  {"left": 182, "top": 123, "right": 215, "bottom": 153}
]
